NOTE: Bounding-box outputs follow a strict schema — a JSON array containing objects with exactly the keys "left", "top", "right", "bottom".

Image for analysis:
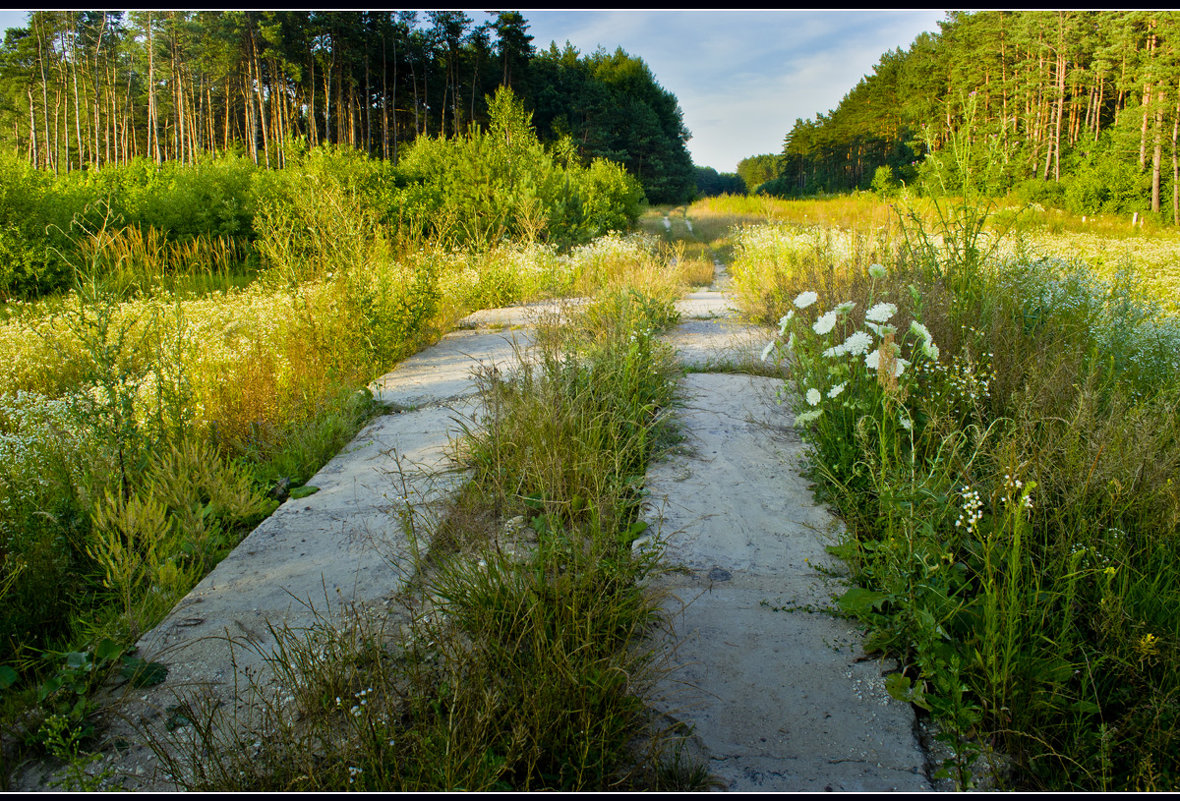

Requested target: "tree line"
[
  {"left": 753, "top": 10, "right": 1180, "bottom": 220},
  {"left": 0, "top": 10, "right": 695, "bottom": 204}
]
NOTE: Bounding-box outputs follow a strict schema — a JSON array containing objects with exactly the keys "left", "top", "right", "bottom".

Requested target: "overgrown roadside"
[{"left": 12, "top": 252, "right": 712, "bottom": 791}]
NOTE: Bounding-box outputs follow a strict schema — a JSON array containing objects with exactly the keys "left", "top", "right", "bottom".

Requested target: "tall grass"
[
  {"left": 743, "top": 188, "right": 1180, "bottom": 790},
  {"left": 0, "top": 172, "right": 673, "bottom": 786},
  {"left": 139, "top": 277, "right": 697, "bottom": 792}
]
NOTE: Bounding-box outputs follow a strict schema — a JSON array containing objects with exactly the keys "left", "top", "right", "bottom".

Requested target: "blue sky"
[
  {"left": 518, "top": 10, "right": 947, "bottom": 172},
  {"left": 0, "top": 9, "right": 948, "bottom": 172}
]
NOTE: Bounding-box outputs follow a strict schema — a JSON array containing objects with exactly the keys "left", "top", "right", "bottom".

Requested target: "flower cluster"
[
  {"left": 955, "top": 485, "right": 984, "bottom": 534},
  {"left": 762, "top": 277, "right": 939, "bottom": 431}
]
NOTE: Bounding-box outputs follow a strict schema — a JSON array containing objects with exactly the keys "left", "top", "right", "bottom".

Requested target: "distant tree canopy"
[
  {"left": 0, "top": 10, "right": 697, "bottom": 204},
  {"left": 735, "top": 154, "right": 779, "bottom": 193},
  {"left": 693, "top": 165, "right": 745, "bottom": 197},
  {"left": 754, "top": 10, "right": 1180, "bottom": 221}
]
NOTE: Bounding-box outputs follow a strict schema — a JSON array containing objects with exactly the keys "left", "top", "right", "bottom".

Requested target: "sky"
[
  {"left": 0, "top": 9, "right": 949, "bottom": 173},
  {"left": 518, "top": 10, "right": 947, "bottom": 172}
]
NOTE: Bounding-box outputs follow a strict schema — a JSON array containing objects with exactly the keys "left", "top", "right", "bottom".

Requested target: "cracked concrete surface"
[{"left": 643, "top": 261, "right": 931, "bottom": 791}]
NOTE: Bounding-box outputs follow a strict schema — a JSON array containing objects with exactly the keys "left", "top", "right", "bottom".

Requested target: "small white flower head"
[
  {"left": 865, "top": 302, "right": 897, "bottom": 323},
  {"left": 778, "top": 310, "right": 795, "bottom": 335},
  {"left": 869, "top": 263, "right": 887, "bottom": 279},
  {"left": 864, "top": 349, "right": 881, "bottom": 370},
  {"left": 794, "top": 408, "right": 823, "bottom": 427},
  {"left": 923, "top": 340, "right": 940, "bottom": 360},
  {"left": 841, "top": 330, "right": 874, "bottom": 356},
  {"left": 813, "top": 310, "right": 838, "bottom": 335},
  {"left": 793, "top": 290, "right": 819, "bottom": 309},
  {"left": 787, "top": 331, "right": 797, "bottom": 351},
  {"left": 823, "top": 343, "right": 846, "bottom": 358},
  {"left": 899, "top": 411, "right": 913, "bottom": 431},
  {"left": 909, "top": 320, "right": 932, "bottom": 342},
  {"left": 835, "top": 300, "right": 857, "bottom": 317},
  {"left": 806, "top": 388, "right": 822, "bottom": 406},
  {"left": 761, "top": 340, "right": 776, "bottom": 362},
  {"left": 827, "top": 382, "right": 846, "bottom": 399}
]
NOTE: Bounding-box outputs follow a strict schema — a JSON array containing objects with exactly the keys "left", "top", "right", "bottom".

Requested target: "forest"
[
  {"left": 750, "top": 10, "right": 1180, "bottom": 222},
  {"left": 0, "top": 11, "right": 695, "bottom": 204}
]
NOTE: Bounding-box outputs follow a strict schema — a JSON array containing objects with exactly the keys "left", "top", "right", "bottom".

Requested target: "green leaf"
[
  {"left": 95, "top": 638, "right": 122, "bottom": 663},
  {"left": 837, "top": 586, "right": 889, "bottom": 617},
  {"left": 0, "top": 665, "right": 17, "bottom": 690},
  {"left": 618, "top": 520, "right": 647, "bottom": 546},
  {"left": 121, "top": 657, "right": 168, "bottom": 688},
  {"left": 288, "top": 485, "right": 319, "bottom": 500},
  {"left": 885, "top": 672, "right": 932, "bottom": 711}
]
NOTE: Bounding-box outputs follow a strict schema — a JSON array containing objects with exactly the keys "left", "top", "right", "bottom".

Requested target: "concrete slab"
[{"left": 643, "top": 373, "right": 930, "bottom": 792}]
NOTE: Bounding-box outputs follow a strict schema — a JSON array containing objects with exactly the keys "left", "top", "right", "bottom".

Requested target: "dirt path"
[{"left": 14, "top": 255, "right": 931, "bottom": 791}]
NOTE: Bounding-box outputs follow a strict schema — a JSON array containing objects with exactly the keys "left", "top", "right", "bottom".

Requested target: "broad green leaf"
[{"left": 837, "top": 586, "right": 888, "bottom": 617}]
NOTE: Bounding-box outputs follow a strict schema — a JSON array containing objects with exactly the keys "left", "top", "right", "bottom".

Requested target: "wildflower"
[
  {"left": 794, "top": 408, "right": 823, "bottom": 427},
  {"left": 869, "top": 263, "right": 887, "bottom": 278},
  {"left": 813, "top": 310, "right": 838, "bottom": 335},
  {"left": 827, "top": 382, "right": 846, "bottom": 399},
  {"left": 899, "top": 411, "right": 913, "bottom": 431},
  {"left": 909, "top": 320, "right": 932, "bottom": 342},
  {"left": 806, "top": 388, "right": 822, "bottom": 406},
  {"left": 834, "top": 300, "right": 857, "bottom": 316},
  {"left": 760, "top": 340, "right": 776, "bottom": 362},
  {"left": 955, "top": 485, "right": 983, "bottom": 533},
  {"left": 778, "top": 309, "right": 795, "bottom": 335},
  {"left": 823, "top": 343, "right": 846, "bottom": 358},
  {"left": 793, "top": 290, "right": 818, "bottom": 309},
  {"left": 865, "top": 302, "right": 897, "bottom": 323},
  {"left": 841, "top": 330, "right": 873, "bottom": 356}
]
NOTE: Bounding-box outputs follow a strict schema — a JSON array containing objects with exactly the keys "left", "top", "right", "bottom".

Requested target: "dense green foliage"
[
  {"left": 693, "top": 166, "right": 745, "bottom": 198},
  {"left": 0, "top": 11, "right": 695, "bottom": 206},
  {"left": 735, "top": 154, "right": 779, "bottom": 194},
  {"left": 760, "top": 10, "right": 1180, "bottom": 222},
  {"left": 740, "top": 180, "right": 1180, "bottom": 789},
  {"left": 0, "top": 88, "right": 643, "bottom": 299},
  {"left": 528, "top": 44, "right": 696, "bottom": 204}
]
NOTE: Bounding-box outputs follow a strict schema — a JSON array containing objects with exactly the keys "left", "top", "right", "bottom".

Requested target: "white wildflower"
[
  {"left": 909, "top": 320, "right": 932, "bottom": 342},
  {"left": 806, "top": 388, "right": 822, "bottom": 406},
  {"left": 899, "top": 412, "right": 913, "bottom": 431},
  {"left": 865, "top": 302, "right": 897, "bottom": 323},
  {"left": 793, "top": 290, "right": 818, "bottom": 309},
  {"left": 794, "top": 408, "right": 823, "bottom": 427},
  {"left": 823, "top": 343, "right": 846, "bottom": 358},
  {"left": 778, "top": 310, "right": 795, "bottom": 335},
  {"left": 813, "top": 310, "right": 838, "bottom": 335},
  {"left": 835, "top": 300, "right": 857, "bottom": 316},
  {"left": 841, "top": 330, "right": 873, "bottom": 356},
  {"left": 827, "top": 382, "right": 846, "bottom": 399},
  {"left": 869, "top": 263, "right": 887, "bottom": 278},
  {"left": 760, "top": 340, "right": 776, "bottom": 362},
  {"left": 923, "top": 340, "right": 940, "bottom": 360},
  {"left": 864, "top": 349, "right": 881, "bottom": 370}
]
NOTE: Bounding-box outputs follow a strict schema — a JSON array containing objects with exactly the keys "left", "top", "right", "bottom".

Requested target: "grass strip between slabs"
[{"left": 139, "top": 282, "right": 712, "bottom": 792}]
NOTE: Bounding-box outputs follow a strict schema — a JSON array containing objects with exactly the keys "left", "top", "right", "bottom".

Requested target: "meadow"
[
  {"left": 0, "top": 89, "right": 715, "bottom": 789},
  {"left": 5, "top": 109, "right": 1180, "bottom": 788}
]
